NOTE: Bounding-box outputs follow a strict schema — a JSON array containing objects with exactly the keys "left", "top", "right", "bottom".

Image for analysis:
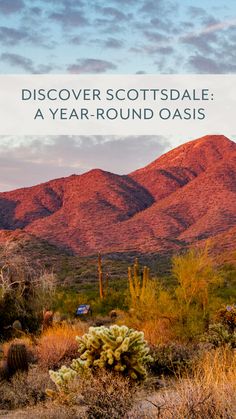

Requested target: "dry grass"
[
  {"left": 36, "top": 322, "right": 88, "bottom": 369},
  {"left": 117, "top": 315, "right": 174, "bottom": 346},
  {"left": 0, "top": 365, "right": 53, "bottom": 410},
  {"left": 130, "top": 347, "right": 236, "bottom": 418},
  {"left": 141, "top": 319, "right": 174, "bottom": 345}
]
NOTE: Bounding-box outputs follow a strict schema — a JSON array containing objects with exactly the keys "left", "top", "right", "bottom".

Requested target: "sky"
[{"left": 0, "top": 0, "right": 236, "bottom": 190}]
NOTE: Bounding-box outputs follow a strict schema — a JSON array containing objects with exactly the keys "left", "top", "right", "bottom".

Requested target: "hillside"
[{"left": 0, "top": 135, "right": 235, "bottom": 256}]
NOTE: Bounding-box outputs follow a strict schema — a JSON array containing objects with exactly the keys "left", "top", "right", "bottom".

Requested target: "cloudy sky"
[{"left": 0, "top": 0, "right": 236, "bottom": 190}]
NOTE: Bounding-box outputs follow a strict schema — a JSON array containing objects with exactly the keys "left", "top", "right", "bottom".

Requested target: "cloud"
[
  {"left": 0, "top": 0, "right": 24, "bottom": 15},
  {"left": 103, "top": 37, "right": 123, "bottom": 49},
  {"left": 181, "top": 32, "right": 217, "bottom": 54},
  {"left": 40, "top": 0, "right": 84, "bottom": 5},
  {"left": 67, "top": 58, "right": 117, "bottom": 73},
  {"left": 0, "top": 53, "right": 54, "bottom": 73},
  {"left": 93, "top": 18, "right": 123, "bottom": 34},
  {"left": 200, "top": 19, "right": 236, "bottom": 35},
  {"left": 183, "top": 18, "right": 236, "bottom": 40},
  {"left": 1, "top": 53, "right": 35, "bottom": 72},
  {"left": 139, "top": 0, "right": 164, "bottom": 15},
  {"left": 0, "top": 136, "right": 170, "bottom": 191},
  {"left": 111, "top": 0, "right": 136, "bottom": 4},
  {"left": 137, "top": 45, "right": 174, "bottom": 55},
  {"left": 100, "top": 7, "right": 128, "bottom": 21},
  {"left": 50, "top": 9, "right": 88, "bottom": 28},
  {"left": 69, "top": 35, "right": 83, "bottom": 45},
  {"left": 149, "top": 17, "right": 176, "bottom": 32},
  {"left": 0, "top": 1, "right": 235, "bottom": 76},
  {"left": 0, "top": 27, "right": 28, "bottom": 45},
  {"left": 188, "top": 6, "right": 207, "bottom": 18},
  {"left": 143, "top": 30, "right": 169, "bottom": 43},
  {"left": 29, "top": 6, "right": 42, "bottom": 16},
  {"left": 188, "top": 54, "right": 236, "bottom": 73},
  {"left": 182, "top": 16, "right": 236, "bottom": 73},
  {"left": 0, "top": 26, "right": 46, "bottom": 46}
]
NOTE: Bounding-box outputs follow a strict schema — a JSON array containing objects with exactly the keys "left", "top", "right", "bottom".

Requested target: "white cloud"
[{"left": 0, "top": 135, "right": 171, "bottom": 191}]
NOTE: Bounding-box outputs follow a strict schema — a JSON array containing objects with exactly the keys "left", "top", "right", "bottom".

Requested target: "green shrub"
[
  {"left": 150, "top": 343, "right": 196, "bottom": 376},
  {"left": 216, "top": 305, "right": 236, "bottom": 333},
  {"left": 201, "top": 323, "right": 236, "bottom": 348}
]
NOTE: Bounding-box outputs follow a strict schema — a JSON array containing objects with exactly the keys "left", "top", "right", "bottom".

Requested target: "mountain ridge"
[{"left": 0, "top": 134, "right": 235, "bottom": 256}]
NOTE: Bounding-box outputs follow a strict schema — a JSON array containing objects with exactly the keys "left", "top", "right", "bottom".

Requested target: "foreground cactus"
[
  {"left": 50, "top": 325, "right": 152, "bottom": 387},
  {"left": 7, "top": 343, "right": 29, "bottom": 376}
]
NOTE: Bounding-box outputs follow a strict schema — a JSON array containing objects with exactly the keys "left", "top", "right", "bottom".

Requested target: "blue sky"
[
  {"left": 0, "top": 0, "right": 235, "bottom": 190},
  {"left": 0, "top": 0, "right": 236, "bottom": 74}
]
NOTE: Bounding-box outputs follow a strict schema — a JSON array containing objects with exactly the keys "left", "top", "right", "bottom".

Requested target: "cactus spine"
[{"left": 7, "top": 343, "right": 29, "bottom": 376}]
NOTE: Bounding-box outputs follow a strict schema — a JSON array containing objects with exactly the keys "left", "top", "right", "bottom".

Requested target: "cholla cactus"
[
  {"left": 50, "top": 325, "right": 152, "bottom": 387},
  {"left": 50, "top": 365, "right": 78, "bottom": 388},
  {"left": 49, "top": 358, "right": 86, "bottom": 389}
]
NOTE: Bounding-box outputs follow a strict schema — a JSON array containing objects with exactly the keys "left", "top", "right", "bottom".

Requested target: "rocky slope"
[{"left": 0, "top": 135, "right": 235, "bottom": 255}]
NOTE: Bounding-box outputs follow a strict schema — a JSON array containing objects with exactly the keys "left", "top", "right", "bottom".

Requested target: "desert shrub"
[
  {"left": 91, "top": 289, "right": 128, "bottom": 316},
  {"left": 201, "top": 323, "right": 236, "bottom": 348},
  {"left": 128, "top": 259, "right": 161, "bottom": 321},
  {"left": 48, "top": 370, "right": 135, "bottom": 419},
  {"left": 52, "top": 289, "right": 82, "bottom": 318},
  {"left": 216, "top": 305, "right": 236, "bottom": 332},
  {"left": 76, "top": 371, "right": 135, "bottom": 419},
  {"left": 0, "top": 246, "right": 57, "bottom": 337},
  {"left": 36, "top": 323, "right": 88, "bottom": 369},
  {"left": 0, "top": 365, "right": 54, "bottom": 409},
  {"left": 172, "top": 246, "right": 222, "bottom": 340},
  {"left": 50, "top": 325, "right": 152, "bottom": 386},
  {"left": 150, "top": 343, "right": 197, "bottom": 376}
]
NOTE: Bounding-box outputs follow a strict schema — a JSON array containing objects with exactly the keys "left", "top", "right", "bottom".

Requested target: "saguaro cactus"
[
  {"left": 128, "top": 259, "right": 151, "bottom": 307},
  {"left": 98, "top": 252, "right": 104, "bottom": 300}
]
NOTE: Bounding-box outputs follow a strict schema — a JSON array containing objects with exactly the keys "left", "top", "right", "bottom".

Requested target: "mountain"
[{"left": 0, "top": 135, "right": 235, "bottom": 256}]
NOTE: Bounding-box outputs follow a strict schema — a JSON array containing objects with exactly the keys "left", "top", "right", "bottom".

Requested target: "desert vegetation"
[{"left": 0, "top": 241, "right": 235, "bottom": 418}]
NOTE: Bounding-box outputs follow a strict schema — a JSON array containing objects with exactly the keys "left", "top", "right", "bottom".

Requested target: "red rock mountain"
[{"left": 0, "top": 135, "right": 235, "bottom": 255}]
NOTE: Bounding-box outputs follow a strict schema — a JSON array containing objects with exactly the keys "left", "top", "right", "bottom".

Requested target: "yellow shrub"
[{"left": 36, "top": 322, "right": 88, "bottom": 369}]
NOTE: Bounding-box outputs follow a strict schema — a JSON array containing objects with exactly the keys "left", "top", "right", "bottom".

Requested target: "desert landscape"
[{"left": 0, "top": 135, "right": 235, "bottom": 418}]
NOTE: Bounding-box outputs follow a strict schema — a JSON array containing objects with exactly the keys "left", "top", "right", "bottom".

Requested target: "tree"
[
  {"left": 0, "top": 241, "right": 57, "bottom": 336},
  {"left": 172, "top": 246, "right": 221, "bottom": 335}
]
